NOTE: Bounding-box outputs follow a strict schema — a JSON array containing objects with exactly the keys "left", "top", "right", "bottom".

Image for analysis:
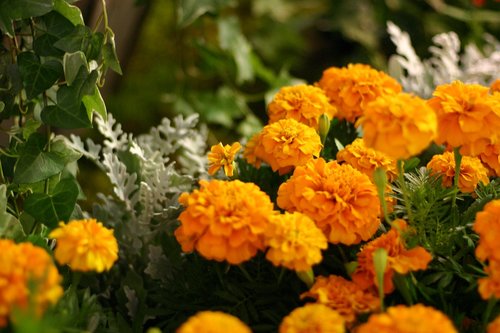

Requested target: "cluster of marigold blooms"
[
  {"left": 0, "top": 219, "right": 118, "bottom": 327},
  {"left": 176, "top": 63, "right": 500, "bottom": 332}
]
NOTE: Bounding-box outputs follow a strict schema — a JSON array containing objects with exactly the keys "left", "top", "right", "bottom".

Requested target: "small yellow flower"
[
  {"left": 427, "top": 151, "right": 489, "bottom": 193},
  {"left": 207, "top": 142, "right": 242, "bottom": 177},
  {"left": 268, "top": 84, "right": 337, "bottom": 129},
  {"left": 265, "top": 212, "right": 328, "bottom": 272},
  {"left": 356, "top": 304, "right": 458, "bottom": 333},
  {"left": 49, "top": 219, "right": 119, "bottom": 273},
  {"left": 176, "top": 311, "right": 251, "bottom": 333},
  {"left": 279, "top": 303, "right": 345, "bottom": 333},
  {"left": 0, "top": 240, "right": 63, "bottom": 327},
  {"left": 357, "top": 92, "right": 437, "bottom": 160}
]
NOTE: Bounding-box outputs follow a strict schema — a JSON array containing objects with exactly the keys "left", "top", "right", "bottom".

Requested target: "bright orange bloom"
[
  {"left": 176, "top": 311, "right": 251, "bottom": 333},
  {"left": 277, "top": 158, "right": 380, "bottom": 245},
  {"left": 243, "top": 133, "right": 263, "bottom": 168},
  {"left": 488, "top": 314, "right": 500, "bottom": 333},
  {"left": 279, "top": 303, "right": 345, "bottom": 333},
  {"left": 356, "top": 304, "right": 457, "bottom": 333},
  {"left": 268, "top": 84, "right": 337, "bottom": 129},
  {"left": 428, "top": 81, "right": 500, "bottom": 154},
  {"left": 470, "top": 141, "right": 500, "bottom": 177},
  {"left": 207, "top": 142, "right": 242, "bottom": 177},
  {"left": 246, "top": 118, "right": 322, "bottom": 175},
  {"left": 265, "top": 212, "right": 328, "bottom": 272},
  {"left": 352, "top": 219, "right": 432, "bottom": 294},
  {"left": 427, "top": 151, "right": 489, "bottom": 193},
  {"left": 0, "top": 240, "right": 63, "bottom": 327},
  {"left": 491, "top": 79, "right": 500, "bottom": 93},
  {"left": 49, "top": 219, "right": 118, "bottom": 273},
  {"left": 337, "top": 138, "right": 397, "bottom": 182},
  {"left": 301, "top": 275, "right": 379, "bottom": 324},
  {"left": 357, "top": 93, "right": 437, "bottom": 160},
  {"left": 317, "top": 63, "right": 402, "bottom": 122},
  {"left": 175, "top": 179, "right": 275, "bottom": 264}
]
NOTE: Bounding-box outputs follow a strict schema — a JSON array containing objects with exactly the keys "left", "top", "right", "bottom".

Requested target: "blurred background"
[{"left": 75, "top": 0, "right": 500, "bottom": 202}]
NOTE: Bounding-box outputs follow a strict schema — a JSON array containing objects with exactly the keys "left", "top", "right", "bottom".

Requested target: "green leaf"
[
  {"left": 51, "top": 137, "right": 82, "bottom": 165},
  {"left": 103, "top": 32, "right": 122, "bottom": 75},
  {"left": 373, "top": 248, "right": 388, "bottom": 309},
  {"left": 0, "top": 184, "right": 25, "bottom": 240},
  {"left": 33, "top": 11, "right": 74, "bottom": 56},
  {"left": 54, "top": 25, "right": 104, "bottom": 60},
  {"left": 24, "top": 177, "right": 79, "bottom": 228},
  {"left": 0, "top": 0, "right": 54, "bottom": 35},
  {"left": 13, "top": 133, "right": 66, "bottom": 184},
  {"left": 22, "top": 118, "right": 42, "bottom": 140},
  {"left": 0, "top": 101, "right": 4, "bottom": 112},
  {"left": 17, "top": 52, "right": 62, "bottom": 100},
  {"left": 177, "top": 0, "right": 232, "bottom": 28},
  {"left": 83, "top": 86, "right": 107, "bottom": 121},
  {"left": 41, "top": 85, "right": 92, "bottom": 128},
  {"left": 63, "top": 51, "right": 88, "bottom": 86},
  {"left": 53, "top": 0, "right": 84, "bottom": 25}
]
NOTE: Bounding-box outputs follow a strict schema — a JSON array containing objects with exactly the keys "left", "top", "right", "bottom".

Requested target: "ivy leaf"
[
  {"left": 53, "top": 0, "right": 84, "bottom": 26},
  {"left": 54, "top": 25, "right": 104, "bottom": 60},
  {"left": 24, "top": 177, "right": 79, "bottom": 228},
  {"left": 13, "top": 133, "right": 66, "bottom": 184},
  {"left": 33, "top": 11, "right": 75, "bottom": 56},
  {"left": 0, "top": 0, "right": 54, "bottom": 35},
  {"left": 0, "top": 184, "right": 25, "bottom": 240},
  {"left": 83, "top": 86, "right": 107, "bottom": 121},
  {"left": 103, "top": 33, "right": 122, "bottom": 75},
  {"left": 63, "top": 51, "right": 88, "bottom": 86},
  {"left": 17, "top": 52, "right": 62, "bottom": 100},
  {"left": 41, "top": 85, "right": 92, "bottom": 128}
]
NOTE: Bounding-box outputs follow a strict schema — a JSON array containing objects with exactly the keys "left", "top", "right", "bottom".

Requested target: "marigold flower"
[
  {"left": 428, "top": 81, "right": 500, "bottom": 154},
  {"left": 300, "top": 275, "right": 379, "bottom": 324},
  {"left": 0, "top": 240, "right": 63, "bottom": 327},
  {"left": 469, "top": 141, "right": 500, "bottom": 177},
  {"left": 356, "top": 304, "right": 458, "bottom": 333},
  {"left": 49, "top": 219, "right": 118, "bottom": 273},
  {"left": 277, "top": 158, "right": 380, "bottom": 245},
  {"left": 426, "top": 151, "right": 489, "bottom": 193},
  {"left": 176, "top": 311, "right": 251, "bottom": 333},
  {"left": 337, "top": 138, "right": 397, "bottom": 182},
  {"left": 352, "top": 219, "right": 432, "bottom": 294},
  {"left": 357, "top": 92, "right": 437, "bottom": 160},
  {"left": 265, "top": 212, "right": 328, "bottom": 272},
  {"left": 243, "top": 133, "right": 263, "bottom": 168},
  {"left": 175, "top": 179, "right": 275, "bottom": 264},
  {"left": 490, "top": 79, "right": 500, "bottom": 93},
  {"left": 488, "top": 314, "right": 500, "bottom": 333},
  {"left": 268, "top": 84, "right": 337, "bottom": 129},
  {"left": 207, "top": 142, "right": 241, "bottom": 177},
  {"left": 317, "top": 63, "right": 402, "bottom": 122},
  {"left": 246, "top": 118, "right": 322, "bottom": 175},
  {"left": 279, "top": 303, "right": 345, "bottom": 333}
]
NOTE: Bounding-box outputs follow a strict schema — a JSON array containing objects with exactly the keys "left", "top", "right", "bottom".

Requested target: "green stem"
[
  {"left": 238, "top": 264, "right": 253, "bottom": 282},
  {"left": 452, "top": 147, "right": 462, "bottom": 209},
  {"left": 397, "top": 160, "right": 413, "bottom": 224}
]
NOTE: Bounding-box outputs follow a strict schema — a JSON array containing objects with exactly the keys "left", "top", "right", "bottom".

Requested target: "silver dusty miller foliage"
[{"left": 387, "top": 21, "right": 500, "bottom": 98}]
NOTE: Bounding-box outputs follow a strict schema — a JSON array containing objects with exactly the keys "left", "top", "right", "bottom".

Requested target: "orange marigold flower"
[
  {"left": 478, "top": 260, "right": 500, "bottom": 300},
  {"left": 491, "top": 79, "right": 500, "bottom": 93},
  {"left": 317, "top": 63, "right": 402, "bottom": 122},
  {"left": 279, "top": 303, "right": 345, "bottom": 333},
  {"left": 175, "top": 179, "right": 275, "bottom": 264},
  {"left": 207, "top": 142, "right": 241, "bottom": 177},
  {"left": 265, "top": 212, "right": 328, "bottom": 272},
  {"left": 336, "top": 138, "right": 397, "bottom": 182},
  {"left": 268, "top": 84, "right": 337, "bottom": 129},
  {"left": 356, "top": 304, "right": 458, "bottom": 333},
  {"left": 243, "top": 133, "right": 263, "bottom": 168},
  {"left": 426, "top": 150, "right": 489, "bottom": 193},
  {"left": 428, "top": 81, "right": 500, "bottom": 154},
  {"left": 176, "top": 311, "right": 251, "bottom": 333},
  {"left": 277, "top": 158, "right": 380, "bottom": 245},
  {"left": 0, "top": 240, "right": 63, "bottom": 327},
  {"left": 488, "top": 314, "right": 500, "bottom": 333},
  {"left": 300, "top": 275, "right": 379, "bottom": 324},
  {"left": 248, "top": 118, "right": 322, "bottom": 175},
  {"left": 357, "top": 93, "right": 437, "bottom": 160},
  {"left": 49, "top": 219, "right": 118, "bottom": 273},
  {"left": 352, "top": 219, "right": 432, "bottom": 294},
  {"left": 470, "top": 141, "right": 500, "bottom": 177}
]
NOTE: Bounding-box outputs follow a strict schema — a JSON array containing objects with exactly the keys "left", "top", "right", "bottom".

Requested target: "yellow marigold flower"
[
  {"left": 265, "top": 212, "right": 328, "bottom": 272},
  {"left": 268, "top": 84, "right": 337, "bottom": 129},
  {"left": 490, "top": 79, "right": 500, "bottom": 93},
  {"left": 0, "top": 240, "right": 63, "bottom": 327},
  {"left": 49, "top": 219, "right": 118, "bottom": 273},
  {"left": 427, "top": 151, "right": 489, "bottom": 193},
  {"left": 337, "top": 138, "right": 397, "bottom": 182},
  {"left": 488, "top": 314, "right": 500, "bottom": 333},
  {"left": 428, "top": 81, "right": 500, "bottom": 153},
  {"left": 207, "top": 142, "right": 241, "bottom": 177},
  {"left": 277, "top": 158, "right": 380, "bottom": 245},
  {"left": 249, "top": 118, "right": 322, "bottom": 175},
  {"left": 352, "top": 219, "right": 432, "bottom": 294},
  {"left": 300, "top": 275, "right": 379, "bottom": 324},
  {"left": 317, "top": 63, "right": 402, "bottom": 122},
  {"left": 176, "top": 311, "right": 251, "bottom": 333},
  {"left": 279, "top": 303, "right": 345, "bottom": 333},
  {"left": 175, "top": 179, "right": 275, "bottom": 264},
  {"left": 356, "top": 304, "right": 458, "bottom": 333},
  {"left": 357, "top": 92, "right": 437, "bottom": 160}
]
